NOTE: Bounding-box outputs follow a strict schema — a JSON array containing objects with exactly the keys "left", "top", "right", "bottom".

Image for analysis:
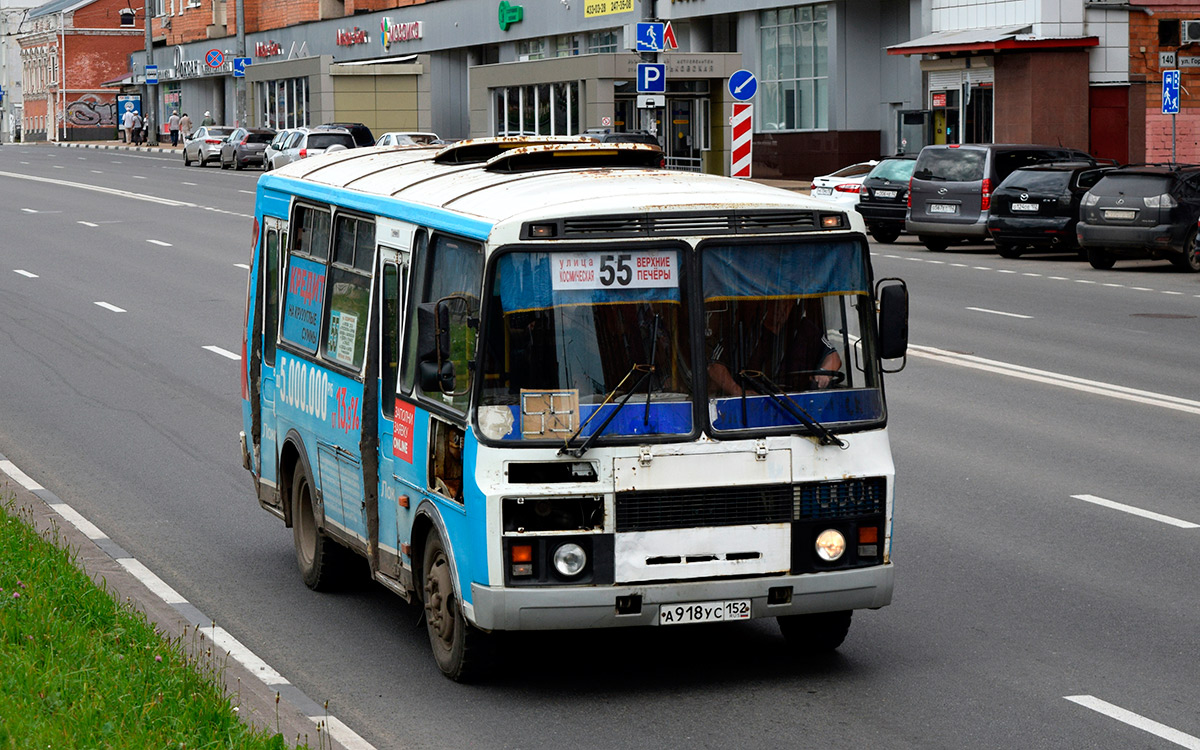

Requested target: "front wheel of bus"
[
  {"left": 778, "top": 610, "right": 853, "bottom": 654},
  {"left": 292, "top": 463, "right": 346, "bottom": 591},
  {"left": 422, "top": 529, "right": 490, "bottom": 682}
]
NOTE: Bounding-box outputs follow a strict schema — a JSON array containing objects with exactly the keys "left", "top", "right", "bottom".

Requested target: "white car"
[
  {"left": 809, "top": 160, "right": 880, "bottom": 207},
  {"left": 375, "top": 131, "right": 441, "bottom": 147},
  {"left": 263, "top": 129, "right": 297, "bottom": 171}
]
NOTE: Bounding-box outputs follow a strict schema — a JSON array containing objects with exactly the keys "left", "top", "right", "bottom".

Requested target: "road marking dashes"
[
  {"left": 13, "top": 270, "right": 38, "bottom": 278},
  {"left": 94, "top": 301, "right": 126, "bottom": 313},
  {"left": 203, "top": 345, "right": 240, "bottom": 360},
  {"left": 1070, "top": 494, "right": 1198, "bottom": 529},
  {"left": 1066, "top": 695, "right": 1200, "bottom": 748}
]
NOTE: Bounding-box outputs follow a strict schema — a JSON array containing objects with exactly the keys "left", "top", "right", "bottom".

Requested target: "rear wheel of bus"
[
  {"left": 778, "top": 610, "right": 853, "bottom": 654},
  {"left": 292, "top": 462, "right": 348, "bottom": 591},
  {"left": 422, "top": 528, "right": 491, "bottom": 681}
]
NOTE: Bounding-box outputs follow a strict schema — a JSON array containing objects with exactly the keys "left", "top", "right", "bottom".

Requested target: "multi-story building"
[
  {"left": 1128, "top": 3, "right": 1200, "bottom": 164},
  {"left": 18, "top": 0, "right": 144, "bottom": 141},
  {"left": 1, "top": 0, "right": 40, "bottom": 143}
]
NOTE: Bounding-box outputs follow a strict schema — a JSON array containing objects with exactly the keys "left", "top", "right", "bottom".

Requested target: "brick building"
[
  {"left": 1129, "top": 4, "right": 1200, "bottom": 163},
  {"left": 18, "top": 0, "right": 144, "bottom": 141}
]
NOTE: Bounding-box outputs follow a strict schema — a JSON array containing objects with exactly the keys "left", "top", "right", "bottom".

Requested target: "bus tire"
[
  {"left": 422, "top": 528, "right": 490, "bottom": 682},
  {"left": 291, "top": 462, "right": 347, "bottom": 591},
  {"left": 778, "top": 610, "right": 853, "bottom": 654}
]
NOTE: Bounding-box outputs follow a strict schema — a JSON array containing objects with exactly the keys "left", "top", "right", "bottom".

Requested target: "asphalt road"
[{"left": 1, "top": 144, "right": 1198, "bottom": 749}]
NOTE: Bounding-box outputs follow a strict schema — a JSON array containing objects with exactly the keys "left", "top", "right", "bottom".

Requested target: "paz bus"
[{"left": 239, "top": 137, "right": 910, "bottom": 681}]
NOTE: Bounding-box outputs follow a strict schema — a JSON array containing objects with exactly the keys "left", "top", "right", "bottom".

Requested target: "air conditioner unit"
[{"left": 1182, "top": 19, "right": 1200, "bottom": 45}]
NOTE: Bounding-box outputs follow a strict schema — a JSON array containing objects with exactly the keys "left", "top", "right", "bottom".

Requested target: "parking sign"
[
  {"left": 637, "top": 63, "right": 665, "bottom": 94},
  {"left": 1163, "top": 70, "right": 1180, "bottom": 115}
]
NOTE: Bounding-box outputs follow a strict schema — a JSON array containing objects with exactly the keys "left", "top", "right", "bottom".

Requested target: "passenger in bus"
[{"left": 707, "top": 297, "right": 842, "bottom": 396}]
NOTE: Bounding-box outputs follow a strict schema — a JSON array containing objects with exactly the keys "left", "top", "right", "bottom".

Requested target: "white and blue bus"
[{"left": 240, "top": 137, "right": 910, "bottom": 680}]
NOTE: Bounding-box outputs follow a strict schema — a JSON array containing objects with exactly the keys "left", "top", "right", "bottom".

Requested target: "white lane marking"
[
  {"left": 49, "top": 503, "right": 108, "bottom": 540},
  {"left": 132, "top": 175, "right": 146, "bottom": 179},
  {"left": 117, "top": 558, "right": 188, "bottom": 604},
  {"left": 94, "top": 301, "right": 126, "bottom": 313},
  {"left": 926, "top": 260, "right": 945, "bottom": 264},
  {"left": 203, "top": 345, "right": 241, "bottom": 360},
  {"left": 147, "top": 239, "right": 173, "bottom": 247},
  {"left": 966, "top": 307, "right": 1032, "bottom": 319},
  {"left": 1163, "top": 290, "right": 1183, "bottom": 295},
  {"left": 198, "top": 624, "right": 290, "bottom": 685},
  {"left": 949, "top": 263, "right": 968, "bottom": 267},
  {"left": 182, "top": 181, "right": 197, "bottom": 186},
  {"left": 996, "top": 269, "right": 1016, "bottom": 274},
  {"left": 13, "top": 269, "right": 38, "bottom": 278},
  {"left": 308, "top": 716, "right": 377, "bottom": 750},
  {"left": 909, "top": 344, "right": 1200, "bottom": 416},
  {"left": 0, "top": 459, "right": 44, "bottom": 491},
  {"left": 53, "top": 165, "right": 64, "bottom": 169},
  {"left": 91, "top": 170, "right": 103, "bottom": 174},
  {"left": 972, "top": 265, "right": 991, "bottom": 270},
  {"left": 1074, "top": 279, "right": 1095, "bottom": 284},
  {"left": 234, "top": 263, "right": 250, "bottom": 270},
  {"left": 238, "top": 189, "right": 255, "bottom": 194},
  {"left": 21, "top": 208, "right": 37, "bottom": 213},
  {"left": 1102, "top": 283, "right": 1123, "bottom": 287},
  {"left": 78, "top": 221, "right": 99, "bottom": 227},
  {"left": 1070, "top": 494, "right": 1199, "bottom": 529},
  {"left": 1066, "top": 696, "right": 1200, "bottom": 749},
  {"left": 0, "top": 170, "right": 191, "bottom": 207},
  {"left": 1048, "top": 275, "right": 1068, "bottom": 280},
  {"left": 1132, "top": 286, "right": 1152, "bottom": 291}
]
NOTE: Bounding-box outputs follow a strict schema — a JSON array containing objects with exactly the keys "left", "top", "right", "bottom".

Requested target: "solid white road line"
[
  {"left": 147, "top": 239, "right": 173, "bottom": 247},
  {"left": 78, "top": 221, "right": 99, "bottom": 227},
  {"left": 314, "top": 716, "right": 377, "bottom": 750},
  {"left": 199, "top": 624, "right": 289, "bottom": 685},
  {"left": 203, "top": 345, "right": 241, "bottom": 360},
  {"left": 238, "top": 189, "right": 254, "bottom": 194},
  {"left": 0, "top": 170, "right": 192, "bottom": 207},
  {"left": 94, "top": 301, "right": 126, "bottom": 313},
  {"left": 117, "top": 558, "right": 188, "bottom": 604},
  {"left": 909, "top": 344, "right": 1200, "bottom": 417},
  {"left": 21, "top": 208, "right": 37, "bottom": 213},
  {"left": 13, "top": 270, "right": 38, "bottom": 278},
  {"left": 1065, "top": 696, "right": 1200, "bottom": 749},
  {"left": 48, "top": 502, "right": 107, "bottom": 540},
  {"left": 234, "top": 263, "right": 250, "bottom": 270},
  {"left": 1070, "top": 494, "right": 1199, "bottom": 529},
  {"left": 0, "top": 459, "right": 44, "bottom": 491},
  {"left": 966, "top": 307, "right": 1032, "bottom": 319}
]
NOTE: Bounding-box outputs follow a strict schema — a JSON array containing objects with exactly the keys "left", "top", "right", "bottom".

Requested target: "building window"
[
  {"left": 759, "top": 5, "right": 829, "bottom": 131},
  {"left": 152, "top": 0, "right": 165, "bottom": 16},
  {"left": 588, "top": 30, "right": 618, "bottom": 53},
  {"left": 555, "top": 34, "right": 580, "bottom": 57},
  {"left": 517, "top": 38, "right": 545, "bottom": 61},
  {"left": 492, "top": 82, "right": 579, "bottom": 137},
  {"left": 257, "top": 77, "right": 309, "bottom": 129}
]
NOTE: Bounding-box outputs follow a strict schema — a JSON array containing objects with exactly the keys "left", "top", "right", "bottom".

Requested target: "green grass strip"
[{"left": 0, "top": 496, "right": 310, "bottom": 749}]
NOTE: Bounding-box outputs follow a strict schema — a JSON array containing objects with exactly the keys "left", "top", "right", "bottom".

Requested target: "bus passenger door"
[
  {"left": 376, "top": 220, "right": 416, "bottom": 581},
  {"left": 257, "top": 217, "right": 285, "bottom": 498}
]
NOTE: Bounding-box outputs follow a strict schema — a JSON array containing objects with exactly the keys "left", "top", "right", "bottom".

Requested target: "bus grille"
[
  {"left": 615, "top": 477, "right": 887, "bottom": 532},
  {"left": 555, "top": 210, "right": 820, "bottom": 238}
]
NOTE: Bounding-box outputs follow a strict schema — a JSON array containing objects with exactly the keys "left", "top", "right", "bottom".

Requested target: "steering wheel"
[{"left": 788, "top": 369, "right": 845, "bottom": 386}]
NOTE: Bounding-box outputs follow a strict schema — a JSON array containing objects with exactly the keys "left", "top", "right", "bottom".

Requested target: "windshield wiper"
[
  {"left": 558, "top": 363, "right": 656, "bottom": 458},
  {"left": 737, "top": 370, "right": 847, "bottom": 448}
]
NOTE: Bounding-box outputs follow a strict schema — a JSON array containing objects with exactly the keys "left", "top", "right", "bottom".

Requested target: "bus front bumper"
[{"left": 469, "top": 564, "right": 893, "bottom": 631}]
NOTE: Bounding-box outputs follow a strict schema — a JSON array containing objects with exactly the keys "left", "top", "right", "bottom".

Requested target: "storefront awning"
[
  {"left": 887, "top": 25, "right": 1099, "bottom": 56},
  {"left": 100, "top": 73, "right": 134, "bottom": 88}
]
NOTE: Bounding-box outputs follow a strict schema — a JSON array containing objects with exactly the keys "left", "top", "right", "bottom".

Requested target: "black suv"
[
  {"left": 855, "top": 154, "right": 916, "bottom": 244},
  {"left": 987, "top": 161, "right": 1114, "bottom": 258},
  {"left": 1077, "top": 164, "right": 1200, "bottom": 271}
]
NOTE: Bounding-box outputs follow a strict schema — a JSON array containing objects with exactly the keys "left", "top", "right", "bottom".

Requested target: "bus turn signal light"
[{"left": 511, "top": 544, "right": 533, "bottom": 577}]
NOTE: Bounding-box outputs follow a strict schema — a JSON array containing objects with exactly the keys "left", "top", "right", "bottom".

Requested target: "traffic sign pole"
[{"left": 1162, "top": 69, "right": 1180, "bottom": 163}]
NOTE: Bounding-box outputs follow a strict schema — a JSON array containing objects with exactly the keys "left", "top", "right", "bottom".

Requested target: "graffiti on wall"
[{"left": 66, "top": 95, "right": 117, "bottom": 127}]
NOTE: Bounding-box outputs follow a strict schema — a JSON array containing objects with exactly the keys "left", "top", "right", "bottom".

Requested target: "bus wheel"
[
  {"left": 422, "top": 529, "right": 490, "bottom": 681},
  {"left": 292, "top": 462, "right": 345, "bottom": 591},
  {"left": 778, "top": 610, "right": 853, "bottom": 654}
]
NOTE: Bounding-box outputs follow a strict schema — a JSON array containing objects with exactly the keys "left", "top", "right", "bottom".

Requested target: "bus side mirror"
[
  {"left": 417, "top": 302, "right": 455, "bottom": 393},
  {"left": 877, "top": 279, "right": 909, "bottom": 370}
]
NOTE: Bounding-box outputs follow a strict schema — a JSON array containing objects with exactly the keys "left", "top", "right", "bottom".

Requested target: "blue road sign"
[
  {"left": 232, "top": 57, "right": 252, "bottom": 78},
  {"left": 637, "top": 63, "right": 666, "bottom": 94},
  {"left": 636, "top": 22, "right": 665, "bottom": 53},
  {"left": 728, "top": 69, "right": 758, "bottom": 101},
  {"left": 206, "top": 49, "right": 224, "bottom": 69},
  {"left": 145, "top": 65, "right": 158, "bottom": 85},
  {"left": 0, "top": 86, "right": 5, "bottom": 105},
  {"left": 1163, "top": 70, "right": 1180, "bottom": 115}
]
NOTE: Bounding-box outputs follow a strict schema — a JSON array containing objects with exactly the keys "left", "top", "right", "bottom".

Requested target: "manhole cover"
[{"left": 1130, "top": 313, "right": 1196, "bottom": 319}]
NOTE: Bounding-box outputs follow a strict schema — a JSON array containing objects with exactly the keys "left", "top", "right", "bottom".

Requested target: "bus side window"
[
  {"left": 322, "top": 213, "right": 374, "bottom": 371},
  {"left": 264, "top": 229, "right": 278, "bottom": 366},
  {"left": 410, "top": 235, "right": 483, "bottom": 412},
  {"left": 280, "top": 205, "right": 331, "bottom": 353},
  {"left": 399, "top": 231, "right": 428, "bottom": 396},
  {"left": 381, "top": 261, "right": 404, "bottom": 408}
]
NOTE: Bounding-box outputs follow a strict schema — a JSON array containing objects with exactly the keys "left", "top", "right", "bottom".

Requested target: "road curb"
[
  {"left": 54, "top": 141, "right": 179, "bottom": 154},
  {"left": 0, "top": 457, "right": 373, "bottom": 750}
]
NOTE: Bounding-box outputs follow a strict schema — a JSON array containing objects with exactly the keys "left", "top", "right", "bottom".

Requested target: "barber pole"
[{"left": 731, "top": 103, "right": 752, "bottom": 179}]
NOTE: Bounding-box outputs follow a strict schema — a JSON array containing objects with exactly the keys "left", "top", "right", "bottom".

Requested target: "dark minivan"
[
  {"left": 986, "top": 162, "right": 1114, "bottom": 258},
  {"left": 1076, "top": 164, "right": 1200, "bottom": 271},
  {"left": 907, "top": 143, "right": 1093, "bottom": 252},
  {"left": 855, "top": 154, "right": 917, "bottom": 244}
]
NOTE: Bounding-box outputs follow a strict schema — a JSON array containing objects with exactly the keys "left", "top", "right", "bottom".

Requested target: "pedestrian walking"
[
  {"left": 131, "top": 111, "right": 143, "bottom": 145},
  {"left": 179, "top": 113, "right": 193, "bottom": 141},
  {"left": 121, "top": 106, "right": 135, "bottom": 144},
  {"left": 201, "top": 111, "right": 215, "bottom": 126},
  {"left": 168, "top": 110, "right": 181, "bottom": 147}
]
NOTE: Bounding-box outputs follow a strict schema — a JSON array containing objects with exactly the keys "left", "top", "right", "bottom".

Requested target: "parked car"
[
  {"left": 315, "top": 122, "right": 374, "bottom": 148},
  {"left": 219, "top": 127, "right": 276, "bottom": 170},
  {"left": 264, "top": 129, "right": 297, "bottom": 171},
  {"left": 907, "top": 143, "right": 1093, "bottom": 251},
  {"left": 855, "top": 155, "right": 917, "bottom": 244},
  {"left": 376, "top": 131, "right": 441, "bottom": 146},
  {"left": 1076, "top": 163, "right": 1200, "bottom": 272},
  {"left": 270, "top": 127, "right": 357, "bottom": 170},
  {"left": 986, "top": 161, "right": 1115, "bottom": 259},
  {"left": 182, "top": 126, "right": 236, "bottom": 167},
  {"left": 809, "top": 160, "right": 879, "bottom": 207}
]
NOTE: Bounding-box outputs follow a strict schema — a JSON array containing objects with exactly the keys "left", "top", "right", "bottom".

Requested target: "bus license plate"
[
  {"left": 1010, "top": 202, "right": 1039, "bottom": 212},
  {"left": 1104, "top": 209, "right": 1136, "bottom": 221},
  {"left": 659, "top": 599, "right": 751, "bottom": 626},
  {"left": 875, "top": 189, "right": 897, "bottom": 199},
  {"left": 929, "top": 203, "right": 957, "bottom": 214}
]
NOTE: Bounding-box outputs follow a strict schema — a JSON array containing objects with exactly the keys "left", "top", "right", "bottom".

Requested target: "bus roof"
[{"left": 258, "top": 138, "right": 857, "bottom": 241}]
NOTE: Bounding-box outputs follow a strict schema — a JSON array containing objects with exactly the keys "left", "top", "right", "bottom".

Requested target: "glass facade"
[
  {"left": 759, "top": 5, "right": 829, "bottom": 132},
  {"left": 493, "top": 82, "right": 580, "bottom": 136},
  {"left": 256, "top": 77, "right": 310, "bottom": 130}
]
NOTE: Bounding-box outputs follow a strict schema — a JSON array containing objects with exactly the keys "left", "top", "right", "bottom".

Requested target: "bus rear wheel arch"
[
  {"left": 291, "top": 462, "right": 349, "bottom": 591},
  {"left": 421, "top": 527, "right": 491, "bottom": 682}
]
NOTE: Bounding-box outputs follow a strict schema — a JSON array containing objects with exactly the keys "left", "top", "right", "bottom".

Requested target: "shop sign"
[
  {"left": 380, "top": 18, "right": 422, "bottom": 50},
  {"left": 336, "top": 27, "right": 370, "bottom": 46},
  {"left": 256, "top": 40, "right": 283, "bottom": 58},
  {"left": 584, "top": 0, "right": 633, "bottom": 18},
  {"left": 622, "top": 54, "right": 721, "bottom": 77},
  {"left": 170, "top": 45, "right": 233, "bottom": 79},
  {"left": 498, "top": 0, "right": 523, "bottom": 31},
  {"left": 932, "top": 92, "right": 947, "bottom": 107}
]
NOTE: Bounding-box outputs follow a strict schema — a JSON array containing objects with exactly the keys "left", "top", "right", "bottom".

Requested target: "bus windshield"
[
  {"left": 478, "top": 247, "right": 694, "bottom": 443},
  {"left": 701, "top": 240, "right": 883, "bottom": 433}
]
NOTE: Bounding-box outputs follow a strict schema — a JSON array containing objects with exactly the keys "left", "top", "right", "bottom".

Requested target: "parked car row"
[
  {"left": 836, "top": 143, "right": 1200, "bottom": 272},
  {"left": 185, "top": 122, "right": 448, "bottom": 172}
]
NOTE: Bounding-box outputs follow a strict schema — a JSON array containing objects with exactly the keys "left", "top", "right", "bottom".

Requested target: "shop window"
[
  {"left": 588, "top": 30, "right": 618, "bottom": 53},
  {"left": 759, "top": 5, "right": 828, "bottom": 131},
  {"left": 493, "top": 82, "right": 578, "bottom": 136}
]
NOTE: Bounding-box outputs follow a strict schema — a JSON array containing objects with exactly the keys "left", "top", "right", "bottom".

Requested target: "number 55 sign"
[{"left": 551, "top": 251, "right": 678, "bottom": 290}]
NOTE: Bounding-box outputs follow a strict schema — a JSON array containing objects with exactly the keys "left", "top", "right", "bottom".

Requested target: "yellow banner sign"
[{"left": 584, "top": 0, "right": 634, "bottom": 18}]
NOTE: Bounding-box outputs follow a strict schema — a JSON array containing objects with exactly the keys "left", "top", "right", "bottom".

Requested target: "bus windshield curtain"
[{"left": 702, "top": 241, "right": 867, "bottom": 303}]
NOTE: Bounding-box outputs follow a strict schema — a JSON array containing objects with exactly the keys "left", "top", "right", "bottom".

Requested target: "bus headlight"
[
  {"left": 552, "top": 543, "right": 587, "bottom": 577},
  {"left": 814, "top": 529, "right": 846, "bottom": 561}
]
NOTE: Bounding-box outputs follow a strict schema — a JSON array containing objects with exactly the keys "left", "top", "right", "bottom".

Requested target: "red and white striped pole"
[{"left": 731, "top": 103, "right": 752, "bottom": 179}]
